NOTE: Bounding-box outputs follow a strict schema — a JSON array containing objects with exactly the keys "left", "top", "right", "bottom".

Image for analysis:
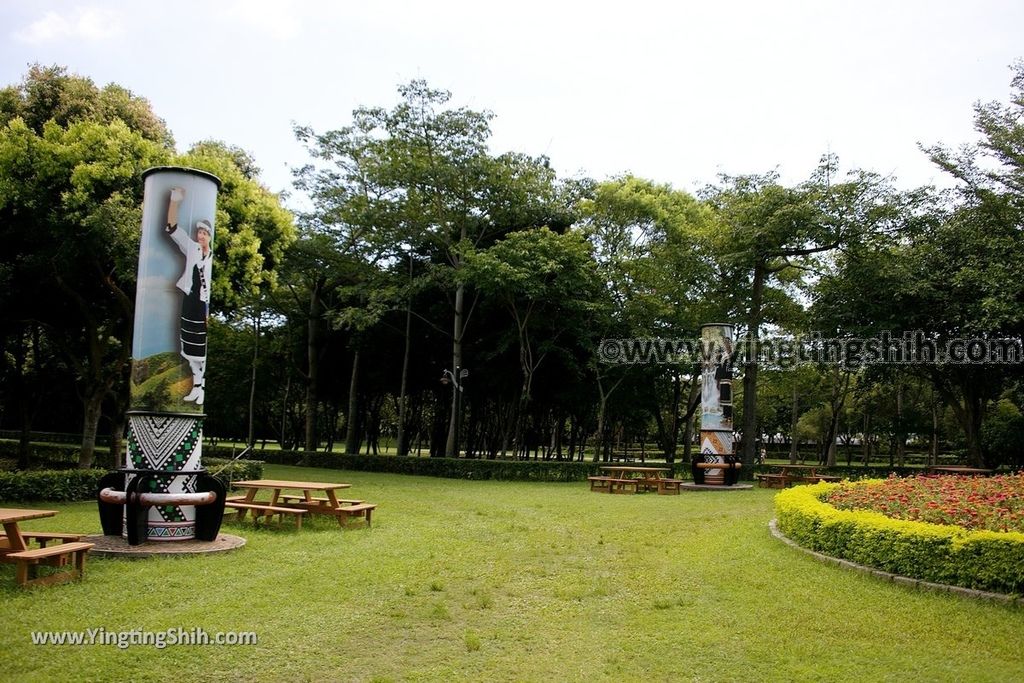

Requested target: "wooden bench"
[
  {"left": 607, "top": 479, "right": 638, "bottom": 494},
  {"left": 656, "top": 478, "right": 685, "bottom": 495},
  {"left": 754, "top": 473, "right": 790, "bottom": 488},
  {"left": 225, "top": 502, "right": 306, "bottom": 529},
  {"left": 6, "top": 541, "right": 94, "bottom": 587},
  {"left": 333, "top": 503, "right": 377, "bottom": 528},
  {"left": 19, "top": 532, "right": 85, "bottom": 548},
  {"left": 279, "top": 495, "right": 364, "bottom": 506},
  {"left": 588, "top": 476, "right": 613, "bottom": 491}
]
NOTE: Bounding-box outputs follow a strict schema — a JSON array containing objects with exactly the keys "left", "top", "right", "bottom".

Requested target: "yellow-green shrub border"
[{"left": 775, "top": 480, "right": 1024, "bottom": 595}]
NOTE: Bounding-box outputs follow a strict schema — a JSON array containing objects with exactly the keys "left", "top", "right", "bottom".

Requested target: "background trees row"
[{"left": 2, "top": 62, "right": 1022, "bottom": 471}]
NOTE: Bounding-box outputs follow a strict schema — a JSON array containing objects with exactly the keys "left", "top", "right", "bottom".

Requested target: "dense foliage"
[{"left": 2, "top": 62, "right": 1024, "bottom": 473}]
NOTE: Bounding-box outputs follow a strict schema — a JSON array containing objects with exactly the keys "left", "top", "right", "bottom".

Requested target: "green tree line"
[{"left": 2, "top": 63, "right": 1022, "bottom": 471}]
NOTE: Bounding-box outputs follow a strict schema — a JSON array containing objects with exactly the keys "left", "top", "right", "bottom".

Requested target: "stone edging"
[{"left": 767, "top": 519, "right": 1023, "bottom": 607}]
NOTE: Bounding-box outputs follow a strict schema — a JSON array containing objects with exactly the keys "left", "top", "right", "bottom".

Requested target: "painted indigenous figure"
[{"left": 165, "top": 187, "right": 212, "bottom": 405}]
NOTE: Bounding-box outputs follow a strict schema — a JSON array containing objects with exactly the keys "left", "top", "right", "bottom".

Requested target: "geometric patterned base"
[
  {"left": 125, "top": 413, "right": 204, "bottom": 541},
  {"left": 84, "top": 533, "right": 246, "bottom": 559},
  {"left": 143, "top": 524, "right": 195, "bottom": 541}
]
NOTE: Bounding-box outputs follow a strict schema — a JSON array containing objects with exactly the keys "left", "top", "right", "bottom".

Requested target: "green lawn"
[{"left": 2, "top": 464, "right": 1022, "bottom": 682}]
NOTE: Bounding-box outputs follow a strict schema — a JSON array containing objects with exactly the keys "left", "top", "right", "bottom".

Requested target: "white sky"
[{"left": 2, "top": 1, "right": 1022, "bottom": 204}]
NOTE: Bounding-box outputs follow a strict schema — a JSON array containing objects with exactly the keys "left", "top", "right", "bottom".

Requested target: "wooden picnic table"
[
  {"left": 228, "top": 479, "right": 375, "bottom": 528},
  {"left": 0, "top": 508, "right": 93, "bottom": 587},
  {"left": 755, "top": 464, "right": 840, "bottom": 488},
  {"left": 927, "top": 466, "right": 995, "bottom": 476},
  {"left": 590, "top": 466, "right": 681, "bottom": 494},
  {"left": 0, "top": 508, "right": 57, "bottom": 554}
]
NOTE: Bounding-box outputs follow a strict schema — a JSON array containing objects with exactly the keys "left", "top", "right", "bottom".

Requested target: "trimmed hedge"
[
  {"left": 775, "top": 481, "right": 1024, "bottom": 595},
  {"left": 0, "top": 469, "right": 107, "bottom": 502},
  {"left": 0, "top": 440, "right": 116, "bottom": 469},
  {"left": 204, "top": 457, "right": 264, "bottom": 484},
  {"left": 0, "top": 458, "right": 263, "bottom": 503},
  {"left": 204, "top": 446, "right": 658, "bottom": 482}
]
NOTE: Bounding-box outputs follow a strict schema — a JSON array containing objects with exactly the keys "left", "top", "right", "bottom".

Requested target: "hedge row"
[
  {"left": 775, "top": 481, "right": 1024, "bottom": 595},
  {"left": 0, "top": 440, "right": 116, "bottom": 469},
  {"left": 0, "top": 469, "right": 107, "bottom": 502},
  {"left": 204, "top": 446, "right": 646, "bottom": 482},
  {"left": 0, "top": 458, "right": 263, "bottom": 503},
  {"left": 4, "top": 438, "right": 927, "bottom": 485}
]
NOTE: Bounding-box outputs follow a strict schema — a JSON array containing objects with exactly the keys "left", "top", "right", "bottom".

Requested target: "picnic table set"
[
  {"left": 0, "top": 508, "right": 94, "bottom": 587},
  {"left": 754, "top": 464, "right": 842, "bottom": 488},
  {"left": 1, "top": 476, "right": 374, "bottom": 589},
  {"left": 225, "top": 479, "right": 377, "bottom": 529},
  {"left": 588, "top": 466, "right": 686, "bottom": 495}
]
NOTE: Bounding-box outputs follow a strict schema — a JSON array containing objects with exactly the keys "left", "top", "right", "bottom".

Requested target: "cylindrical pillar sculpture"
[
  {"left": 699, "top": 323, "right": 735, "bottom": 485},
  {"left": 124, "top": 167, "right": 220, "bottom": 541}
]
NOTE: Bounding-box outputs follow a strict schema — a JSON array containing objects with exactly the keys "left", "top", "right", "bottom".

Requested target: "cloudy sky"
[{"left": 2, "top": 1, "right": 1021, "bottom": 202}]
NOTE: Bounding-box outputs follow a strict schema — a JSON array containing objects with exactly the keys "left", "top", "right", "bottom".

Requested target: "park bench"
[
  {"left": 334, "top": 503, "right": 377, "bottom": 528},
  {"left": 279, "top": 495, "right": 364, "bottom": 506},
  {"left": 225, "top": 501, "right": 306, "bottom": 529},
  {"left": 607, "top": 478, "right": 639, "bottom": 494},
  {"left": 655, "top": 478, "right": 685, "bottom": 495},
  {"left": 6, "top": 541, "right": 94, "bottom": 587},
  {"left": 588, "top": 476, "right": 613, "bottom": 491},
  {"left": 18, "top": 532, "right": 85, "bottom": 548},
  {"left": 754, "top": 473, "right": 790, "bottom": 488}
]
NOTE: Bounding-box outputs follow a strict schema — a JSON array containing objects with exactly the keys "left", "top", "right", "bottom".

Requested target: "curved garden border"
[
  {"left": 773, "top": 481, "right": 1024, "bottom": 599},
  {"left": 769, "top": 519, "right": 1022, "bottom": 606}
]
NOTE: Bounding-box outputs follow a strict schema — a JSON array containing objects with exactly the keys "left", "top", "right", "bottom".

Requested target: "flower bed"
[
  {"left": 775, "top": 479, "right": 1024, "bottom": 595},
  {"left": 825, "top": 473, "right": 1024, "bottom": 533}
]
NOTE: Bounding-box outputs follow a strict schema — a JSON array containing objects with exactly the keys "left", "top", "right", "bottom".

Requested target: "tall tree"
[
  {"left": 0, "top": 66, "right": 295, "bottom": 467},
  {"left": 465, "top": 227, "right": 601, "bottom": 455}
]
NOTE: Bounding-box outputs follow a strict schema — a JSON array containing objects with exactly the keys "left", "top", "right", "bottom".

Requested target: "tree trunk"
[
  {"left": 594, "top": 395, "right": 607, "bottom": 463},
  {"left": 304, "top": 282, "right": 323, "bottom": 452},
  {"left": 663, "top": 371, "right": 681, "bottom": 464},
  {"left": 78, "top": 390, "right": 104, "bottom": 469},
  {"left": 345, "top": 349, "right": 361, "bottom": 455},
  {"left": 862, "top": 412, "right": 870, "bottom": 466},
  {"left": 247, "top": 310, "right": 261, "bottom": 448},
  {"left": 930, "top": 393, "right": 939, "bottom": 467},
  {"left": 396, "top": 279, "right": 413, "bottom": 456},
  {"left": 109, "top": 413, "right": 126, "bottom": 469},
  {"left": 789, "top": 382, "right": 799, "bottom": 465},
  {"left": 681, "top": 378, "right": 701, "bottom": 461},
  {"left": 445, "top": 219, "right": 468, "bottom": 458},
  {"left": 279, "top": 372, "right": 291, "bottom": 449},
  {"left": 895, "top": 381, "right": 906, "bottom": 467},
  {"left": 742, "top": 260, "right": 766, "bottom": 467}
]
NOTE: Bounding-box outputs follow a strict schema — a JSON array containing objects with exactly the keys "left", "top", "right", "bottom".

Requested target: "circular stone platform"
[
  {"left": 83, "top": 533, "right": 246, "bottom": 559},
  {"left": 679, "top": 483, "right": 754, "bottom": 491}
]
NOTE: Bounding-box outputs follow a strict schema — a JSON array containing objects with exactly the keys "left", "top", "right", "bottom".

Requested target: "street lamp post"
[{"left": 441, "top": 367, "right": 469, "bottom": 456}]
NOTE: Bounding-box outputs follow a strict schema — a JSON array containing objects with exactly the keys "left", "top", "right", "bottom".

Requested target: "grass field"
[{"left": 2, "top": 464, "right": 1022, "bottom": 682}]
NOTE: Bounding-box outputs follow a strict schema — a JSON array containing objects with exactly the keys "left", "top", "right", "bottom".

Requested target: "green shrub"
[
  {"left": 775, "top": 482, "right": 1024, "bottom": 594},
  {"left": 204, "top": 457, "right": 264, "bottom": 485},
  {"left": 0, "top": 440, "right": 116, "bottom": 469},
  {"left": 0, "top": 469, "right": 106, "bottom": 502}
]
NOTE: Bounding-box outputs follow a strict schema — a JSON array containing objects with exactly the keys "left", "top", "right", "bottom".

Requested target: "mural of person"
[
  {"left": 701, "top": 363, "right": 721, "bottom": 413},
  {"left": 165, "top": 187, "right": 212, "bottom": 405}
]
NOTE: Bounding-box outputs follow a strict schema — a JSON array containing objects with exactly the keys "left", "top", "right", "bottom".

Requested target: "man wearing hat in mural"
[{"left": 165, "top": 187, "right": 212, "bottom": 405}]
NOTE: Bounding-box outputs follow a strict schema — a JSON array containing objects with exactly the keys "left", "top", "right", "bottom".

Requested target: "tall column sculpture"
[
  {"left": 694, "top": 323, "right": 740, "bottom": 485},
  {"left": 98, "top": 167, "right": 226, "bottom": 544}
]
